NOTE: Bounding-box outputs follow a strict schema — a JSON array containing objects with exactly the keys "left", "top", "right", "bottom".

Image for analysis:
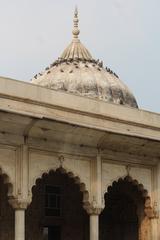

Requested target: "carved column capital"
[
  {"left": 83, "top": 202, "right": 103, "bottom": 215},
  {"left": 8, "top": 197, "right": 30, "bottom": 210},
  {"left": 145, "top": 198, "right": 159, "bottom": 219}
]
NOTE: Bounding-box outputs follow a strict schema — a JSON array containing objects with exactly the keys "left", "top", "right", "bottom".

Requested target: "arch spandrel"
[
  {"left": 0, "top": 167, "right": 14, "bottom": 197},
  {"left": 0, "top": 147, "right": 17, "bottom": 197},
  {"left": 102, "top": 162, "right": 152, "bottom": 199},
  {"left": 28, "top": 152, "right": 91, "bottom": 203}
]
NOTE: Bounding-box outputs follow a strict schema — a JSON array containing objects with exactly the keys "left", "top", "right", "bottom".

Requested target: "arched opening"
[
  {"left": 0, "top": 174, "right": 14, "bottom": 239},
  {"left": 100, "top": 177, "right": 147, "bottom": 240},
  {"left": 26, "top": 168, "right": 89, "bottom": 240}
]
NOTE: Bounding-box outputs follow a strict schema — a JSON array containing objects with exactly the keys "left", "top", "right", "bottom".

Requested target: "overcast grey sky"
[{"left": 0, "top": 0, "right": 159, "bottom": 112}]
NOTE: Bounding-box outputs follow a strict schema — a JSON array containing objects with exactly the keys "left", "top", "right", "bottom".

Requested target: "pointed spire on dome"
[
  {"left": 72, "top": 6, "right": 80, "bottom": 41},
  {"left": 60, "top": 7, "right": 93, "bottom": 61}
]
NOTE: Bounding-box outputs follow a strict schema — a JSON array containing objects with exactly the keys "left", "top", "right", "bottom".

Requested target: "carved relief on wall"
[
  {"left": 139, "top": 197, "right": 158, "bottom": 240},
  {"left": 139, "top": 216, "right": 151, "bottom": 240}
]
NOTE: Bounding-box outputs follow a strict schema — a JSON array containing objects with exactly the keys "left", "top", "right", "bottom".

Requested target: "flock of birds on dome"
[{"left": 33, "top": 58, "right": 119, "bottom": 80}]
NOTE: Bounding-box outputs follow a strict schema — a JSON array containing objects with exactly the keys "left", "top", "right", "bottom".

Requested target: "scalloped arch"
[
  {"left": 102, "top": 175, "right": 154, "bottom": 240},
  {"left": 31, "top": 167, "right": 90, "bottom": 206},
  {"left": 105, "top": 175, "right": 149, "bottom": 200},
  {"left": 103, "top": 174, "right": 150, "bottom": 202}
]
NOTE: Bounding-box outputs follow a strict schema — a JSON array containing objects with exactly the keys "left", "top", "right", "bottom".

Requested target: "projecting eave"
[
  {"left": 0, "top": 76, "right": 159, "bottom": 140},
  {"left": 0, "top": 76, "right": 159, "bottom": 164}
]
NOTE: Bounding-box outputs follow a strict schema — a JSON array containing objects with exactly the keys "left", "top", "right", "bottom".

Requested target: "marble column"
[
  {"left": 84, "top": 204, "right": 102, "bottom": 240},
  {"left": 15, "top": 209, "right": 25, "bottom": 240},
  {"left": 90, "top": 213, "right": 99, "bottom": 240},
  {"left": 87, "top": 150, "right": 103, "bottom": 240},
  {"left": 9, "top": 198, "right": 28, "bottom": 240}
]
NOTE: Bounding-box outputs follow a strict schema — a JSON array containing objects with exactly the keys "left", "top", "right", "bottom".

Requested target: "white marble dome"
[{"left": 32, "top": 8, "right": 138, "bottom": 108}]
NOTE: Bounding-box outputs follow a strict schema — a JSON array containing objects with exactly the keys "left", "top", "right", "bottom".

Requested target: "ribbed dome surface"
[
  {"left": 31, "top": 8, "right": 138, "bottom": 108},
  {"left": 61, "top": 39, "right": 92, "bottom": 60}
]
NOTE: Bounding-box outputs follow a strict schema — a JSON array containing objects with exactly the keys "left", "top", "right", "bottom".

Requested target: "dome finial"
[
  {"left": 72, "top": 6, "right": 80, "bottom": 41},
  {"left": 60, "top": 6, "right": 93, "bottom": 60}
]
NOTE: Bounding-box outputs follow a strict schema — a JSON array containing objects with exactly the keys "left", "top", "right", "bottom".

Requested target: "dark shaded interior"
[
  {"left": 26, "top": 169, "right": 89, "bottom": 240},
  {"left": 0, "top": 175, "right": 14, "bottom": 239},
  {"left": 100, "top": 178, "right": 145, "bottom": 240}
]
